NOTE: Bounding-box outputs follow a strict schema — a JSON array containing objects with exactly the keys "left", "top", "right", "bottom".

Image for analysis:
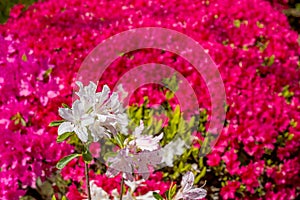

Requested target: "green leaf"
[
  {"left": 170, "top": 184, "right": 177, "bottom": 198},
  {"left": 195, "top": 166, "right": 207, "bottom": 184},
  {"left": 56, "top": 153, "right": 81, "bottom": 169},
  {"left": 61, "top": 196, "right": 67, "bottom": 200},
  {"left": 22, "top": 54, "right": 28, "bottom": 62},
  {"left": 62, "top": 103, "right": 70, "bottom": 108},
  {"left": 267, "top": 55, "right": 275, "bottom": 66},
  {"left": 51, "top": 195, "right": 57, "bottom": 200},
  {"left": 287, "top": 133, "right": 294, "bottom": 141},
  {"left": 164, "top": 190, "right": 171, "bottom": 200},
  {"left": 153, "top": 192, "right": 164, "bottom": 200},
  {"left": 115, "top": 133, "right": 126, "bottom": 148},
  {"left": 233, "top": 19, "right": 241, "bottom": 28},
  {"left": 49, "top": 120, "right": 64, "bottom": 127},
  {"left": 57, "top": 132, "right": 73, "bottom": 143},
  {"left": 43, "top": 67, "right": 53, "bottom": 79},
  {"left": 82, "top": 150, "right": 93, "bottom": 163}
]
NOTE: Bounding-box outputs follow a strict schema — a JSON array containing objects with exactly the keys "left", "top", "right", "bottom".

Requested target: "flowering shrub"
[{"left": 0, "top": 0, "right": 299, "bottom": 199}]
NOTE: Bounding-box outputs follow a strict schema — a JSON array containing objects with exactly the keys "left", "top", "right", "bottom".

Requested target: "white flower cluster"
[
  {"left": 58, "top": 82, "right": 128, "bottom": 143},
  {"left": 86, "top": 180, "right": 158, "bottom": 200},
  {"left": 57, "top": 81, "right": 191, "bottom": 180},
  {"left": 106, "top": 121, "right": 163, "bottom": 181},
  {"left": 87, "top": 172, "right": 206, "bottom": 200}
]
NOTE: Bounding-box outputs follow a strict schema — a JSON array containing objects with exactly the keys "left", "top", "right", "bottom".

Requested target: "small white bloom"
[
  {"left": 106, "top": 149, "right": 162, "bottom": 181},
  {"left": 131, "top": 150, "right": 162, "bottom": 180},
  {"left": 106, "top": 149, "right": 135, "bottom": 181},
  {"left": 58, "top": 100, "right": 94, "bottom": 142},
  {"left": 112, "top": 183, "right": 159, "bottom": 200},
  {"left": 135, "top": 191, "right": 158, "bottom": 200},
  {"left": 129, "top": 121, "right": 164, "bottom": 151},
  {"left": 174, "top": 172, "right": 207, "bottom": 200},
  {"left": 161, "top": 138, "right": 186, "bottom": 167},
  {"left": 125, "top": 179, "right": 144, "bottom": 192},
  {"left": 86, "top": 181, "right": 110, "bottom": 200}
]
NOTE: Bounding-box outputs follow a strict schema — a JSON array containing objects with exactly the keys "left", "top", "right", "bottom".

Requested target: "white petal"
[
  {"left": 96, "top": 85, "right": 110, "bottom": 105},
  {"left": 97, "top": 114, "right": 107, "bottom": 122},
  {"left": 181, "top": 172, "right": 194, "bottom": 192},
  {"left": 81, "top": 115, "right": 94, "bottom": 126},
  {"left": 133, "top": 120, "right": 144, "bottom": 137},
  {"left": 136, "top": 191, "right": 159, "bottom": 200},
  {"left": 74, "top": 126, "right": 88, "bottom": 142},
  {"left": 58, "top": 122, "right": 74, "bottom": 135},
  {"left": 87, "top": 81, "right": 97, "bottom": 93},
  {"left": 72, "top": 100, "right": 84, "bottom": 119},
  {"left": 184, "top": 188, "right": 207, "bottom": 199},
  {"left": 58, "top": 108, "right": 74, "bottom": 122}
]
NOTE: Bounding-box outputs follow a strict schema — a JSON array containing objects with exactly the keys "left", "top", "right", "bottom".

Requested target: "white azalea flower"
[
  {"left": 76, "top": 81, "right": 99, "bottom": 112},
  {"left": 112, "top": 190, "right": 158, "bottom": 200},
  {"left": 85, "top": 181, "right": 110, "bottom": 200},
  {"left": 161, "top": 138, "right": 186, "bottom": 167},
  {"left": 106, "top": 148, "right": 162, "bottom": 181},
  {"left": 174, "top": 172, "right": 207, "bottom": 200},
  {"left": 58, "top": 82, "right": 129, "bottom": 142},
  {"left": 112, "top": 181, "right": 159, "bottom": 200},
  {"left": 131, "top": 150, "right": 162, "bottom": 180},
  {"left": 93, "top": 85, "right": 128, "bottom": 137},
  {"left": 58, "top": 100, "right": 94, "bottom": 142},
  {"left": 129, "top": 121, "right": 164, "bottom": 151},
  {"left": 135, "top": 191, "right": 158, "bottom": 200},
  {"left": 125, "top": 179, "right": 145, "bottom": 192},
  {"left": 106, "top": 149, "right": 135, "bottom": 181}
]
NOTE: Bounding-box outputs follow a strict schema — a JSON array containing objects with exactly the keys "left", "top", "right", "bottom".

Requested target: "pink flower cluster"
[
  {"left": 0, "top": 0, "right": 299, "bottom": 199},
  {"left": 0, "top": 37, "right": 72, "bottom": 199}
]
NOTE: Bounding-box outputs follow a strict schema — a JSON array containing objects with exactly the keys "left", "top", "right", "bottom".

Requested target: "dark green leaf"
[
  {"left": 57, "top": 132, "right": 73, "bottom": 143},
  {"left": 56, "top": 153, "right": 81, "bottom": 169},
  {"left": 49, "top": 120, "right": 64, "bottom": 127},
  {"left": 62, "top": 103, "right": 70, "bottom": 108},
  {"left": 82, "top": 150, "right": 93, "bottom": 163},
  {"left": 153, "top": 192, "right": 164, "bottom": 200}
]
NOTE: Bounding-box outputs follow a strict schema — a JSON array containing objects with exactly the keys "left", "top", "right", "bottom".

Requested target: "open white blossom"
[
  {"left": 161, "top": 138, "right": 186, "bottom": 167},
  {"left": 106, "top": 120, "right": 164, "bottom": 181},
  {"left": 106, "top": 148, "right": 162, "bottom": 181},
  {"left": 58, "top": 100, "right": 94, "bottom": 142},
  {"left": 128, "top": 121, "right": 164, "bottom": 151},
  {"left": 85, "top": 181, "right": 110, "bottom": 200},
  {"left": 111, "top": 180, "right": 159, "bottom": 200},
  {"left": 174, "top": 172, "right": 207, "bottom": 200},
  {"left": 106, "top": 149, "right": 135, "bottom": 181},
  {"left": 125, "top": 179, "right": 145, "bottom": 192},
  {"left": 86, "top": 180, "right": 157, "bottom": 200},
  {"left": 58, "top": 81, "right": 128, "bottom": 143}
]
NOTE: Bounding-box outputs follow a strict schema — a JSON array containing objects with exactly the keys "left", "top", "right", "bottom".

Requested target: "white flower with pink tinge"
[
  {"left": 174, "top": 172, "right": 207, "bottom": 200},
  {"left": 106, "top": 121, "right": 164, "bottom": 181},
  {"left": 128, "top": 120, "right": 163, "bottom": 151}
]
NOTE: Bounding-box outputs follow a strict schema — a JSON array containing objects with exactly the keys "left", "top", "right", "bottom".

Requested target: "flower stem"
[
  {"left": 85, "top": 162, "right": 92, "bottom": 200},
  {"left": 120, "top": 174, "right": 124, "bottom": 200}
]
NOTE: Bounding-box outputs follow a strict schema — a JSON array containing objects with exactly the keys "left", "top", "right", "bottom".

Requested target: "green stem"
[
  {"left": 120, "top": 174, "right": 124, "bottom": 200},
  {"left": 85, "top": 162, "right": 92, "bottom": 200}
]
